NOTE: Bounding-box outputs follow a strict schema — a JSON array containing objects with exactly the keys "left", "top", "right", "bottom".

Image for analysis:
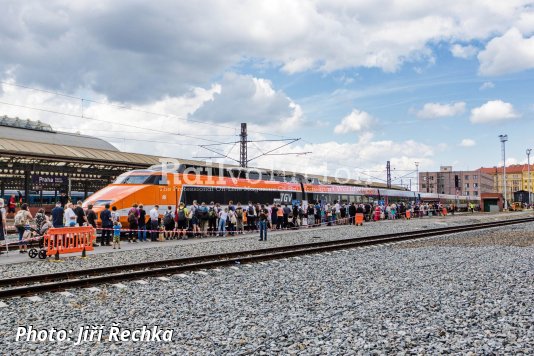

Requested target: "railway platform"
[
  {"left": 0, "top": 231, "right": 256, "bottom": 266},
  {"left": 0, "top": 211, "right": 530, "bottom": 268}
]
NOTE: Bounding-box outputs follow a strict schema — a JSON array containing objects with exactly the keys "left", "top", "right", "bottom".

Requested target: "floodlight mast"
[{"left": 499, "top": 134, "right": 508, "bottom": 210}]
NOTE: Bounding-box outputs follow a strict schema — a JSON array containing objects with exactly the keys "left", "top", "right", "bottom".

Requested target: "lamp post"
[
  {"left": 527, "top": 148, "right": 532, "bottom": 206},
  {"left": 415, "top": 162, "right": 419, "bottom": 192},
  {"left": 499, "top": 135, "right": 508, "bottom": 210}
]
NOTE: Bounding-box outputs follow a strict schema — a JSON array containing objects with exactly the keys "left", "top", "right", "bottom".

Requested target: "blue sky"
[{"left": 1, "top": 1, "right": 533, "bottom": 187}]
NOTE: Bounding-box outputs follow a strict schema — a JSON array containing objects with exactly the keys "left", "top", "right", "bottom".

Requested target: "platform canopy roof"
[
  {"left": 0, "top": 116, "right": 118, "bottom": 151},
  {"left": 0, "top": 137, "right": 161, "bottom": 167}
]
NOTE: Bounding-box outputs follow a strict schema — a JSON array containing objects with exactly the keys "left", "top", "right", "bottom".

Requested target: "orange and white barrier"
[{"left": 44, "top": 226, "right": 96, "bottom": 257}]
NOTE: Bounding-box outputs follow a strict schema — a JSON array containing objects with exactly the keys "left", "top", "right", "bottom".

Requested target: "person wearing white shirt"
[
  {"left": 218, "top": 208, "right": 228, "bottom": 237},
  {"left": 149, "top": 205, "right": 160, "bottom": 241},
  {"left": 64, "top": 203, "right": 77, "bottom": 227}
]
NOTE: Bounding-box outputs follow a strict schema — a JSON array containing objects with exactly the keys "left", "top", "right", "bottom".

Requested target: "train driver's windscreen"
[{"left": 113, "top": 174, "right": 163, "bottom": 185}]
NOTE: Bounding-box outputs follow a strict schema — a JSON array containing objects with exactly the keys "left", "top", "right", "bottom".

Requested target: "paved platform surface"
[
  {"left": 0, "top": 211, "right": 528, "bottom": 267},
  {"left": 0, "top": 221, "right": 349, "bottom": 266},
  {"left": 0, "top": 231, "right": 259, "bottom": 266}
]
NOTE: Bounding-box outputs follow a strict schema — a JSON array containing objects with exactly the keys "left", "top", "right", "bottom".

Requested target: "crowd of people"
[
  {"left": 97, "top": 199, "right": 472, "bottom": 244},
  {"left": 0, "top": 194, "right": 479, "bottom": 254}
]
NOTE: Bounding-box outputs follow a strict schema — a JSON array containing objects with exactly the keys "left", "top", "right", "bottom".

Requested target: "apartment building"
[{"left": 419, "top": 166, "right": 494, "bottom": 196}]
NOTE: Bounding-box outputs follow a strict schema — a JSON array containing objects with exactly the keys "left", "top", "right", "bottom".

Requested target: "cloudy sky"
[{"left": 1, "top": 0, "right": 534, "bottom": 188}]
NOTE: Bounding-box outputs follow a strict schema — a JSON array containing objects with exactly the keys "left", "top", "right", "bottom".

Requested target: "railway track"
[{"left": 0, "top": 217, "right": 532, "bottom": 299}]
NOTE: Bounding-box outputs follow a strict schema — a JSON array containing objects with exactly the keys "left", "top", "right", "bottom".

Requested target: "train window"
[
  {"left": 145, "top": 175, "right": 165, "bottom": 185},
  {"left": 94, "top": 200, "right": 113, "bottom": 206},
  {"left": 114, "top": 175, "right": 150, "bottom": 184}
]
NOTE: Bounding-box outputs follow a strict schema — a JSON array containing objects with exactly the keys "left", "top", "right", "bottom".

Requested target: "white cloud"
[
  {"left": 478, "top": 28, "right": 534, "bottom": 75},
  {"left": 190, "top": 73, "right": 303, "bottom": 133},
  {"left": 459, "top": 139, "right": 476, "bottom": 147},
  {"left": 499, "top": 157, "right": 519, "bottom": 166},
  {"left": 451, "top": 44, "right": 479, "bottom": 59},
  {"left": 470, "top": 100, "right": 519, "bottom": 123},
  {"left": 334, "top": 109, "right": 375, "bottom": 134},
  {"left": 416, "top": 102, "right": 466, "bottom": 119},
  {"left": 479, "top": 81, "right": 495, "bottom": 90},
  {"left": 252, "top": 134, "right": 435, "bottom": 182},
  {"left": 0, "top": 1, "right": 533, "bottom": 102}
]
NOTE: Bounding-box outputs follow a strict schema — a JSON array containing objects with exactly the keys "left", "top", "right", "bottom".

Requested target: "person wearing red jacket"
[{"left": 8, "top": 194, "right": 16, "bottom": 217}]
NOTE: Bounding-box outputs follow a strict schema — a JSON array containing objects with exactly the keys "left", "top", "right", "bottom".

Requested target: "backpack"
[
  {"left": 248, "top": 206, "right": 255, "bottom": 216},
  {"left": 229, "top": 211, "right": 237, "bottom": 224},
  {"left": 128, "top": 212, "right": 137, "bottom": 225},
  {"left": 163, "top": 211, "right": 174, "bottom": 225},
  {"left": 198, "top": 206, "right": 209, "bottom": 220},
  {"left": 235, "top": 208, "right": 243, "bottom": 219},
  {"left": 14, "top": 210, "right": 25, "bottom": 227},
  {"left": 177, "top": 208, "right": 186, "bottom": 222}
]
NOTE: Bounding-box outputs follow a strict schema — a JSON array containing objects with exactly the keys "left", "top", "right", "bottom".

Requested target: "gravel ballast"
[
  {"left": 0, "top": 211, "right": 531, "bottom": 279},
  {"left": 0, "top": 221, "right": 533, "bottom": 354}
]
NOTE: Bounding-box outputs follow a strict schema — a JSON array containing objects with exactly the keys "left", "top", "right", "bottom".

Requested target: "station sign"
[{"left": 31, "top": 175, "right": 66, "bottom": 185}]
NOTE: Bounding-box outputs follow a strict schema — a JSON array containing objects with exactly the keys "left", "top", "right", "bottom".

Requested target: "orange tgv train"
[{"left": 83, "top": 163, "right": 480, "bottom": 226}]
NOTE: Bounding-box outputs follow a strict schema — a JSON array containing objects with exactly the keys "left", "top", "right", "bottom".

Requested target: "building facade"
[
  {"left": 419, "top": 166, "right": 494, "bottom": 196},
  {"left": 479, "top": 164, "right": 534, "bottom": 202}
]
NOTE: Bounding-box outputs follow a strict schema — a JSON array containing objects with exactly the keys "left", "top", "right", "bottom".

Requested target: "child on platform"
[{"left": 113, "top": 220, "right": 122, "bottom": 249}]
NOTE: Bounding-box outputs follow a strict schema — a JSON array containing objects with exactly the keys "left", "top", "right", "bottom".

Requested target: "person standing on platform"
[
  {"left": 7, "top": 194, "right": 16, "bottom": 218},
  {"left": 59, "top": 192, "right": 69, "bottom": 208},
  {"left": 99, "top": 204, "right": 113, "bottom": 246},
  {"left": 307, "top": 203, "right": 314, "bottom": 227},
  {"left": 271, "top": 204, "right": 278, "bottom": 230},
  {"left": 246, "top": 202, "right": 256, "bottom": 231},
  {"left": 113, "top": 220, "right": 122, "bottom": 249},
  {"left": 51, "top": 202, "right": 64, "bottom": 228},
  {"left": 74, "top": 201, "right": 87, "bottom": 227},
  {"left": 207, "top": 202, "right": 217, "bottom": 236},
  {"left": 86, "top": 204, "right": 97, "bottom": 229},
  {"left": 149, "top": 205, "right": 159, "bottom": 241},
  {"left": 314, "top": 202, "right": 322, "bottom": 226},
  {"left": 175, "top": 203, "right": 189, "bottom": 239},
  {"left": 14, "top": 204, "right": 32, "bottom": 254},
  {"left": 373, "top": 205, "right": 381, "bottom": 221},
  {"left": 0, "top": 199, "right": 6, "bottom": 255},
  {"left": 111, "top": 206, "right": 119, "bottom": 223},
  {"left": 127, "top": 204, "right": 139, "bottom": 242},
  {"left": 197, "top": 202, "right": 209, "bottom": 237},
  {"left": 218, "top": 208, "right": 228, "bottom": 237},
  {"left": 64, "top": 203, "right": 76, "bottom": 227},
  {"left": 137, "top": 204, "right": 147, "bottom": 242},
  {"left": 258, "top": 204, "right": 268, "bottom": 241},
  {"left": 283, "top": 204, "right": 291, "bottom": 228},
  {"left": 235, "top": 203, "right": 244, "bottom": 234}
]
